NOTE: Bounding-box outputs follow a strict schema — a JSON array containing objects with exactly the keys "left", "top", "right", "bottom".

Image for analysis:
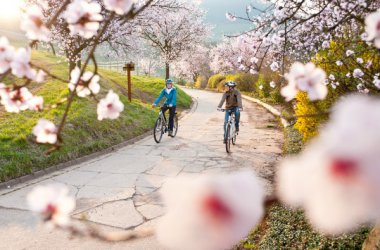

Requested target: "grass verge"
[{"left": 0, "top": 51, "right": 192, "bottom": 182}]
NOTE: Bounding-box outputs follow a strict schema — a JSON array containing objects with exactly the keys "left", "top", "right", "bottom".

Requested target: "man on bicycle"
[
  {"left": 152, "top": 79, "right": 177, "bottom": 137},
  {"left": 217, "top": 81, "right": 243, "bottom": 143}
]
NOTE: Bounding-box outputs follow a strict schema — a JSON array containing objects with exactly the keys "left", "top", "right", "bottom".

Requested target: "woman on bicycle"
[
  {"left": 217, "top": 81, "right": 243, "bottom": 143},
  {"left": 152, "top": 79, "right": 177, "bottom": 137}
]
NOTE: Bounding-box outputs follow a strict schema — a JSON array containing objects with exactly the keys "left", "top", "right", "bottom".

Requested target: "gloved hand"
[
  {"left": 168, "top": 104, "right": 173, "bottom": 108},
  {"left": 217, "top": 108, "right": 222, "bottom": 111}
]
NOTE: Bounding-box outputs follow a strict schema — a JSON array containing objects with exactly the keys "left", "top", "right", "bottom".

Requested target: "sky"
[{"left": 200, "top": 0, "right": 264, "bottom": 42}]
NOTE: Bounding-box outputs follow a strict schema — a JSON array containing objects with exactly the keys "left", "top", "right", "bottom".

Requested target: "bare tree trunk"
[
  {"left": 49, "top": 43, "right": 56, "bottom": 55},
  {"left": 165, "top": 63, "right": 170, "bottom": 80}
]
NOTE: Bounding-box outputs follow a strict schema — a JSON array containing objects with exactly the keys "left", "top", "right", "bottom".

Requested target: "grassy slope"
[
  {"left": 0, "top": 51, "right": 191, "bottom": 182},
  {"left": 238, "top": 126, "right": 369, "bottom": 249}
]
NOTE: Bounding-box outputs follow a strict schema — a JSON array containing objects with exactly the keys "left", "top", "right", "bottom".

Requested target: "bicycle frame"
[{"left": 225, "top": 110, "right": 236, "bottom": 140}]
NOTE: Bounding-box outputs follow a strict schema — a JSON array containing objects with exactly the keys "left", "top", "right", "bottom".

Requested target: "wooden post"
[{"left": 123, "top": 62, "right": 135, "bottom": 102}]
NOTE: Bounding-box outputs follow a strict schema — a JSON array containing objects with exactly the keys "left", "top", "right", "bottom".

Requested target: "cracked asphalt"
[{"left": 0, "top": 89, "right": 283, "bottom": 250}]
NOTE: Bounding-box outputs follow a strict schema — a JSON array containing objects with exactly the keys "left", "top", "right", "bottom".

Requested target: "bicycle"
[
  {"left": 153, "top": 105, "right": 178, "bottom": 143},
  {"left": 219, "top": 108, "right": 238, "bottom": 153}
]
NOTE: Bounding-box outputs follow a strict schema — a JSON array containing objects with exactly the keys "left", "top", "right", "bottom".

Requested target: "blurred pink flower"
[
  {"left": 64, "top": 0, "right": 103, "bottom": 39},
  {"left": 281, "top": 62, "right": 327, "bottom": 101},
  {"left": 11, "top": 48, "right": 34, "bottom": 79},
  {"left": 21, "top": 5, "right": 50, "bottom": 42},
  {"left": 97, "top": 90, "right": 124, "bottom": 120},
  {"left": 365, "top": 10, "right": 380, "bottom": 48},
  {"left": 104, "top": 0, "right": 134, "bottom": 15},
  {"left": 27, "top": 184, "right": 75, "bottom": 227},
  {"left": 32, "top": 119, "right": 58, "bottom": 144},
  {"left": 156, "top": 171, "right": 265, "bottom": 250},
  {"left": 277, "top": 95, "right": 380, "bottom": 235},
  {"left": 2, "top": 87, "right": 33, "bottom": 113},
  {"left": 68, "top": 67, "right": 100, "bottom": 97},
  {"left": 0, "top": 37, "right": 14, "bottom": 74}
]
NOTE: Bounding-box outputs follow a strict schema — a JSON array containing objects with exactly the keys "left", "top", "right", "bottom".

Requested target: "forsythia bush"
[
  {"left": 255, "top": 74, "right": 271, "bottom": 98},
  {"left": 207, "top": 74, "right": 225, "bottom": 89},
  {"left": 195, "top": 75, "right": 208, "bottom": 89},
  {"left": 294, "top": 92, "right": 330, "bottom": 142}
]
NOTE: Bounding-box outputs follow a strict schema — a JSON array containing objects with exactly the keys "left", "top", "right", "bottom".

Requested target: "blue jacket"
[{"left": 154, "top": 87, "right": 177, "bottom": 106}]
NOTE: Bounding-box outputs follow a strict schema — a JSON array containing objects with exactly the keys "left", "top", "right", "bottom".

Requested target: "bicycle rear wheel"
[
  {"left": 172, "top": 115, "right": 179, "bottom": 137},
  {"left": 225, "top": 124, "right": 231, "bottom": 153},
  {"left": 153, "top": 118, "right": 164, "bottom": 143}
]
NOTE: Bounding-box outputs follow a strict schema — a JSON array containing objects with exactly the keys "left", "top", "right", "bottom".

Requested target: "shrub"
[
  {"left": 269, "top": 87, "right": 284, "bottom": 103},
  {"left": 194, "top": 75, "right": 208, "bottom": 89},
  {"left": 294, "top": 92, "right": 331, "bottom": 142},
  {"left": 207, "top": 74, "right": 225, "bottom": 89},
  {"left": 255, "top": 74, "right": 271, "bottom": 98}
]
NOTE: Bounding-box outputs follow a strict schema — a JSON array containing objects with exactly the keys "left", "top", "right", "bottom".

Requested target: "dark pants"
[
  {"left": 161, "top": 105, "right": 176, "bottom": 131},
  {"left": 224, "top": 107, "right": 240, "bottom": 139}
]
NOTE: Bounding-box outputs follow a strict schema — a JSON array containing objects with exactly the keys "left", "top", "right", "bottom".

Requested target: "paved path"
[{"left": 0, "top": 89, "right": 283, "bottom": 250}]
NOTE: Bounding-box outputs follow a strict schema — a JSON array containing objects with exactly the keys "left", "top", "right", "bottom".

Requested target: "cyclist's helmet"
[
  {"left": 166, "top": 79, "right": 173, "bottom": 85},
  {"left": 225, "top": 81, "right": 237, "bottom": 87}
]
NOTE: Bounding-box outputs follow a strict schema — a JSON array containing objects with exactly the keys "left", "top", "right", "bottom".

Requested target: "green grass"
[
  {"left": 238, "top": 126, "right": 369, "bottom": 249},
  {"left": 0, "top": 51, "right": 192, "bottom": 182}
]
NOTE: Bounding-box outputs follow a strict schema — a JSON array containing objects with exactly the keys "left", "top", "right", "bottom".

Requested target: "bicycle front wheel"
[
  {"left": 153, "top": 118, "right": 164, "bottom": 143},
  {"left": 172, "top": 115, "right": 179, "bottom": 137},
  {"left": 225, "top": 124, "right": 231, "bottom": 153},
  {"left": 232, "top": 126, "right": 237, "bottom": 145}
]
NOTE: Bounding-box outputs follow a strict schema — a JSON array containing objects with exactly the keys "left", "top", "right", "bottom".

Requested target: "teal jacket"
[{"left": 154, "top": 87, "right": 177, "bottom": 106}]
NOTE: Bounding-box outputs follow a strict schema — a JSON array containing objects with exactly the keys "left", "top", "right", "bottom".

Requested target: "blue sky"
[{"left": 200, "top": 0, "right": 263, "bottom": 41}]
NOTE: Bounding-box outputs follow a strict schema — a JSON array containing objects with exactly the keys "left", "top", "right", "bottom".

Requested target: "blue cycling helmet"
[
  {"left": 225, "top": 81, "right": 237, "bottom": 87},
  {"left": 166, "top": 79, "right": 173, "bottom": 84}
]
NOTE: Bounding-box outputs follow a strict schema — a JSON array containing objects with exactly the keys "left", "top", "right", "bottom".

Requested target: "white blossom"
[
  {"left": 64, "top": 0, "right": 103, "bottom": 39},
  {"left": 27, "top": 184, "right": 75, "bottom": 227},
  {"left": 353, "top": 68, "right": 364, "bottom": 78},
  {"left": 277, "top": 95, "right": 380, "bottom": 235},
  {"left": 97, "top": 90, "right": 124, "bottom": 120},
  {"left": 0, "top": 37, "right": 15, "bottom": 74},
  {"left": 336, "top": 61, "right": 343, "bottom": 66},
  {"left": 2, "top": 87, "right": 33, "bottom": 113},
  {"left": 346, "top": 50, "right": 354, "bottom": 57},
  {"left": 68, "top": 67, "right": 100, "bottom": 97},
  {"left": 226, "top": 12, "right": 236, "bottom": 22},
  {"left": 103, "top": 0, "right": 134, "bottom": 15},
  {"left": 32, "top": 119, "right": 58, "bottom": 144},
  {"left": 270, "top": 61, "right": 279, "bottom": 71},
  {"left": 269, "top": 81, "right": 276, "bottom": 88},
  {"left": 322, "top": 40, "right": 330, "bottom": 49},
  {"left": 356, "top": 58, "right": 364, "bottom": 64},
  {"left": 281, "top": 62, "right": 327, "bottom": 101},
  {"left": 20, "top": 5, "right": 50, "bottom": 41},
  {"left": 11, "top": 48, "right": 34, "bottom": 79},
  {"left": 156, "top": 171, "right": 264, "bottom": 250},
  {"left": 27, "top": 96, "right": 44, "bottom": 111},
  {"left": 365, "top": 10, "right": 380, "bottom": 48}
]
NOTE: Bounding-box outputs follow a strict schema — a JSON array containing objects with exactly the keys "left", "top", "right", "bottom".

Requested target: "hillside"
[{"left": 0, "top": 51, "right": 192, "bottom": 182}]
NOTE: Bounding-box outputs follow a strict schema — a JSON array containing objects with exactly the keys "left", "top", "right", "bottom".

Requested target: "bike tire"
[
  {"left": 153, "top": 118, "right": 164, "bottom": 143},
  {"left": 232, "top": 126, "right": 237, "bottom": 145},
  {"left": 172, "top": 115, "right": 179, "bottom": 137},
  {"left": 225, "top": 124, "right": 231, "bottom": 153}
]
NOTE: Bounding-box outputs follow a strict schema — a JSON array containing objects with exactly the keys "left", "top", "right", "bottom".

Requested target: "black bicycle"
[
  {"left": 153, "top": 106, "right": 178, "bottom": 143},
  {"left": 219, "top": 109, "right": 237, "bottom": 153}
]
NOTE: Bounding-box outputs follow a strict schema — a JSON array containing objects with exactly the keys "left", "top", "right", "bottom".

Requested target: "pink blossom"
[
  {"left": 97, "top": 90, "right": 124, "bottom": 120},
  {"left": 104, "top": 0, "right": 134, "bottom": 15},
  {"left": 156, "top": 171, "right": 264, "bottom": 250},
  {"left": 281, "top": 62, "right": 327, "bottom": 101},
  {"left": 365, "top": 10, "right": 380, "bottom": 48},
  {"left": 64, "top": 0, "right": 103, "bottom": 39},
  {"left": 0, "top": 37, "right": 15, "bottom": 74},
  {"left": 27, "top": 184, "right": 75, "bottom": 227},
  {"left": 20, "top": 5, "right": 50, "bottom": 41},
  {"left": 11, "top": 48, "right": 34, "bottom": 79},
  {"left": 32, "top": 119, "right": 58, "bottom": 144},
  {"left": 68, "top": 67, "right": 100, "bottom": 97},
  {"left": 2, "top": 87, "right": 33, "bottom": 113},
  {"left": 277, "top": 95, "right": 380, "bottom": 235}
]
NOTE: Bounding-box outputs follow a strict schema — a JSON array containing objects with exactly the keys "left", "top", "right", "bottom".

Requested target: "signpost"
[{"left": 123, "top": 62, "right": 135, "bottom": 102}]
